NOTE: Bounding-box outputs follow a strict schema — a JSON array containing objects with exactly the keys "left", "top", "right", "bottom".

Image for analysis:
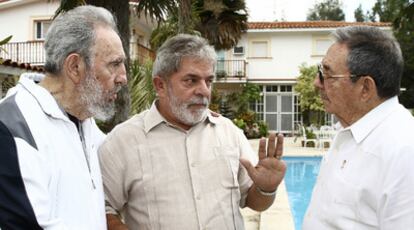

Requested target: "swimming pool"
[{"left": 284, "top": 156, "right": 322, "bottom": 230}]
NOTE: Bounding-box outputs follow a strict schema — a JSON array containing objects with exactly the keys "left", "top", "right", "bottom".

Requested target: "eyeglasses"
[{"left": 317, "top": 63, "right": 362, "bottom": 84}]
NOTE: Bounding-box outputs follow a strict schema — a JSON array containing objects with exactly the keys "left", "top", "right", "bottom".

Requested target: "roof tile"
[
  {"left": 0, "top": 58, "right": 45, "bottom": 72},
  {"left": 248, "top": 21, "right": 392, "bottom": 30}
]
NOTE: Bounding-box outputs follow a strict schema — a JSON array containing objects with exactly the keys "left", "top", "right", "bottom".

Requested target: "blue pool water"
[{"left": 284, "top": 156, "right": 322, "bottom": 230}]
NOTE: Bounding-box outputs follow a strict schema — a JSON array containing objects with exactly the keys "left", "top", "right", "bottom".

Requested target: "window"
[
  {"left": 250, "top": 85, "right": 264, "bottom": 121},
  {"left": 233, "top": 46, "right": 244, "bottom": 55},
  {"left": 34, "top": 20, "right": 52, "bottom": 40},
  {"left": 312, "top": 37, "right": 332, "bottom": 56},
  {"left": 250, "top": 41, "right": 268, "bottom": 58}
]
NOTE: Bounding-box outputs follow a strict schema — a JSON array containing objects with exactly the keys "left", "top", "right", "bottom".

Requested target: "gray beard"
[
  {"left": 78, "top": 73, "right": 120, "bottom": 121},
  {"left": 167, "top": 87, "right": 209, "bottom": 126}
]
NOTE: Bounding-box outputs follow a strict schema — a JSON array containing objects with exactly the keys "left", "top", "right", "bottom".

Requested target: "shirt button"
[
  {"left": 191, "top": 162, "right": 196, "bottom": 167},
  {"left": 196, "top": 195, "right": 201, "bottom": 200}
]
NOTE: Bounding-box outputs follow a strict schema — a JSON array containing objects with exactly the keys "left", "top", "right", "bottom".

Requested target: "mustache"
[
  {"left": 110, "top": 84, "right": 123, "bottom": 94},
  {"left": 186, "top": 97, "right": 209, "bottom": 106}
]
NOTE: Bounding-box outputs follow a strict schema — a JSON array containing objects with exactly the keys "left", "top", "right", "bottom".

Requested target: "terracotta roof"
[
  {"left": 0, "top": 58, "right": 45, "bottom": 72},
  {"left": 248, "top": 21, "right": 392, "bottom": 30}
]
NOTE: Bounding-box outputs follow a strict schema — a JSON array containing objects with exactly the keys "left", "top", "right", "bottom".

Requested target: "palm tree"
[
  {"left": 149, "top": 0, "right": 249, "bottom": 50},
  {"left": 128, "top": 60, "right": 156, "bottom": 116},
  {"left": 194, "top": 0, "right": 248, "bottom": 50}
]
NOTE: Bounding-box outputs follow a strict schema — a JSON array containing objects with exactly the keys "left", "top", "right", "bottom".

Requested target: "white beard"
[
  {"left": 167, "top": 86, "right": 209, "bottom": 126},
  {"left": 78, "top": 72, "right": 121, "bottom": 121}
]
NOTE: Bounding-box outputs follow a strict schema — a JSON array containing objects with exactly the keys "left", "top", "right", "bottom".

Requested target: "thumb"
[{"left": 240, "top": 158, "right": 257, "bottom": 178}]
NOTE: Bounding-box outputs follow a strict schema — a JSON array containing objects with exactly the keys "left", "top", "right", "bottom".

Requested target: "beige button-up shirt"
[{"left": 99, "top": 103, "right": 256, "bottom": 230}]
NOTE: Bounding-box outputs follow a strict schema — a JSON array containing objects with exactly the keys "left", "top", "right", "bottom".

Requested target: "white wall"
[
  {"left": 0, "top": 0, "right": 59, "bottom": 42},
  {"left": 243, "top": 30, "right": 330, "bottom": 81},
  {"left": 229, "top": 27, "right": 391, "bottom": 82}
]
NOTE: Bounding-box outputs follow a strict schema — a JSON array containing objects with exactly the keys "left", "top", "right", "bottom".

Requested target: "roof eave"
[
  {"left": 247, "top": 26, "right": 392, "bottom": 33},
  {"left": 0, "top": 0, "right": 40, "bottom": 10}
]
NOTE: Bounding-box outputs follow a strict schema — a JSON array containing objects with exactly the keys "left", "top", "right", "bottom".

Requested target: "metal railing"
[
  {"left": 0, "top": 41, "right": 156, "bottom": 66},
  {"left": 215, "top": 59, "right": 247, "bottom": 80},
  {"left": 0, "top": 41, "right": 45, "bottom": 65}
]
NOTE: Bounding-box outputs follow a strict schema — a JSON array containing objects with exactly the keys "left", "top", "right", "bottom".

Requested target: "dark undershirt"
[{"left": 67, "top": 113, "right": 80, "bottom": 132}]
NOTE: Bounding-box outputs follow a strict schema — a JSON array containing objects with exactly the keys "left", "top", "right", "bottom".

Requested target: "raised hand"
[{"left": 240, "top": 133, "right": 287, "bottom": 193}]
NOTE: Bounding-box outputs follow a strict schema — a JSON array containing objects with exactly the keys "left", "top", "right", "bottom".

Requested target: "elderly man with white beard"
[
  {"left": 98, "top": 34, "right": 287, "bottom": 230},
  {"left": 0, "top": 5, "right": 127, "bottom": 229}
]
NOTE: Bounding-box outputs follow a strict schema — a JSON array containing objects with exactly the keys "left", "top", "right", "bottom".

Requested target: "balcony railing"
[
  {"left": 0, "top": 41, "right": 156, "bottom": 66},
  {"left": 215, "top": 59, "right": 247, "bottom": 80},
  {"left": 0, "top": 41, "right": 45, "bottom": 65}
]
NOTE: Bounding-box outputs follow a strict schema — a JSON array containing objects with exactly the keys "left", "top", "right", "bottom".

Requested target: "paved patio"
[{"left": 241, "top": 137, "right": 326, "bottom": 230}]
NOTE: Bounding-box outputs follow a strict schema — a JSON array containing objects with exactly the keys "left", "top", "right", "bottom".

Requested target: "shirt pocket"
[
  {"left": 327, "top": 173, "right": 359, "bottom": 229},
  {"left": 214, "top": 146, "right": 240, "bottom": 189},
  {"left": 213, "top": 146, "right": 244, "bottom": 230}
]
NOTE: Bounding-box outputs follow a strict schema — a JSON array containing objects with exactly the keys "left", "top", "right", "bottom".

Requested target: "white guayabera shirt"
[
  {"left": 303, "top": 97, "right": 414, "bottom": 230},
  {"left": 99, "top": 102, "right": 257, "bottom": 230}
]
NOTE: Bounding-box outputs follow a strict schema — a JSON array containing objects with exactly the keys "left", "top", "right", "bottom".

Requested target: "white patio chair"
[
  {"left": 302, "top": 126, "right": 318, "bottom": 148},
  {"left": 318, "top": 125, "right": 334, "bottom": 149}
]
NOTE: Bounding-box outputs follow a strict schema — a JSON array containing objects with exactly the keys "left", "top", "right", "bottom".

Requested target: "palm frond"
[
  {"left": 53, "top": 0, "right": 86, "bottom": 18},
  {"left": 0, "top": 35, "right": 12, "bottom": 54},
  {"left": 194, "top": 0, "right": 248, "bottom": 50},
  {"left": 134, "top": 0, "right": 177, "bottom": 24},
  {"left": 128, "top": 60, "right": 156, "bottom": 116}
]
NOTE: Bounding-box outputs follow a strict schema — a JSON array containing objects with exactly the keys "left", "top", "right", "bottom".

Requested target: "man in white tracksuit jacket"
[{"left": 0, "top": 5, "right": 127, "bottom": 229}]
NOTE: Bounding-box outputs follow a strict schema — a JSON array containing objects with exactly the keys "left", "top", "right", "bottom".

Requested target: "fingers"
[
  {"left": 240, "top": 158, "right": 257, "bottom": 178},
  {"left": 267, "top": 132, "right": 276, "bottom": 157},
  {"left": 275, "top": 133, "right": 284, "bottom": 160},
  {"left": 258, "top": 137, "right": 266, "bottom": 160},
  {"left": 258, "top": 133, "right": 284, "bottom": 160}
]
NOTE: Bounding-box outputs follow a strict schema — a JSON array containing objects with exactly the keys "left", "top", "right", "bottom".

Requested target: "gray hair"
[
  {"left": 332, "top": 26, "right": 404, "bottom": 99},
  {"left": 44, "top": 5, "right": 118, "bottom": 74},
  {"left": 152, "top": 34, "right": 217, "bottom": 80}
]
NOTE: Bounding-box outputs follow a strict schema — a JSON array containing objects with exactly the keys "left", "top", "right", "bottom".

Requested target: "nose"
[
  {"left": 195, "top": 80, "right": 211, "bottom": 98},
  {"left": 115, "top": 64, "right": 127, "bottom": 86}
]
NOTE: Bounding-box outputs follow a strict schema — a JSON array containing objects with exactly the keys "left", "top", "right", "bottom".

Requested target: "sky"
[{"left": 245, "top": 0, "right": 378, "bottom": 22}]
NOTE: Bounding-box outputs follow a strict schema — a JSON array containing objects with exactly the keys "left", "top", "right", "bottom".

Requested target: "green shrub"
[{"left": 305, "top": 128, "right": 316, "bottom": 139}]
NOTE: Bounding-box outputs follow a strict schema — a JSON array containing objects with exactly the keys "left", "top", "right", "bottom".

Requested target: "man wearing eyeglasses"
[{"left": 303, "top": 26, "right": 414, "bottom": 229}]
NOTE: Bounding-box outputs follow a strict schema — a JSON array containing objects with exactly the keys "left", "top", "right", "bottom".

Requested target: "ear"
[
  {"left": 63, "top": 53, "right": 86, "bottom": 85},
  {"left": 360, "top": 76, "right": 378, "bottom": 101},
  {"left": 153, "top": 76, "right": 168, "bottom": 97}
]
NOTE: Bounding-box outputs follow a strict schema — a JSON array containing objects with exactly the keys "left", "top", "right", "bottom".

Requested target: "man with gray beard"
[
  {"left": 99, "top": 34, "right": 286, "bottom": 230},
  {"left": 0, "top": 5, "right": 126, "bottom": 229}
]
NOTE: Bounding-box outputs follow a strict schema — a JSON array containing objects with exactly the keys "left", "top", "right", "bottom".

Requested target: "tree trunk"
[
  {"left": 178, "top": 0, "right": 192, "bottom": 33},
  {"left": 86, "top": 0, "right": 131, "bottom": 132}
]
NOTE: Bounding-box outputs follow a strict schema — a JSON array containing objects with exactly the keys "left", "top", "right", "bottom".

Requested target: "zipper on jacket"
[{"left": 79, "top": 123, "right": 96, "bottom": 189}]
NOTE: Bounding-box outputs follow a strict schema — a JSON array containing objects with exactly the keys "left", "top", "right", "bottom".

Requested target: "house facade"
[
  {"left": 215, "top": 21, "right": 391, "bottom": 133},
  {"left": 0, "top": 0, "right": 155, "bottom": 65},
  {"left": 0, "top": 0, "right": 156, "bottom": 97}
]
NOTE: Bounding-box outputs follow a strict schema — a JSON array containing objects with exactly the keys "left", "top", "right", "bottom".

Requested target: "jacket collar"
[{"left": 18, "top": 75, "right": 70, "bottom": 121}]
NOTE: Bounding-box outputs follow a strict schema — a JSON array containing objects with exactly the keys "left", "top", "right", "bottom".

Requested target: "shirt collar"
[
  {"left": 349, "top": 96, "right": 400, "bottom": 144},
  {"left": 18, "top": 75, "right": 69, "bottom": 121},
  {"left": 143, "top": 100, "right": 218, "bottom": 133},
  {"left": 143, "top": 101, "right": 166, "bottom": 133}
]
